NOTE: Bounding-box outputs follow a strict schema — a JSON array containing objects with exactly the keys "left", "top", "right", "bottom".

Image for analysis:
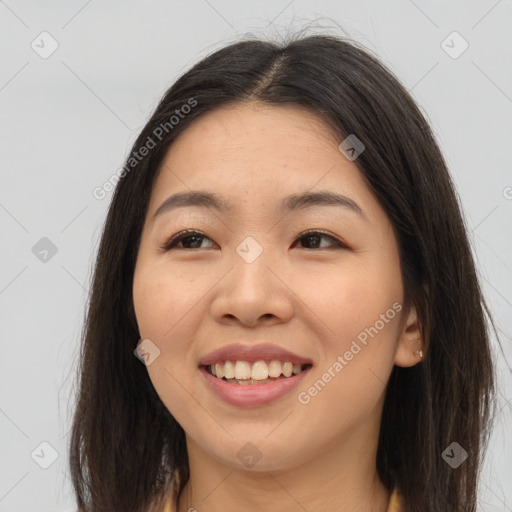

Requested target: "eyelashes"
[
  {"left": 160, "top": 229, "right": 349, "bottom": 252},
  {"left": 161, "top": 230, "right": 214, "bottom": 251}
]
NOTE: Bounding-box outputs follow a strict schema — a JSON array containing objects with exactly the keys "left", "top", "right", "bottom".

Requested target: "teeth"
[
  {"left": 214, "top": 363, "right": 224, "bottom": 379},
  {"left": 282, "top": 362, "right": 293, "bottom": 377},
  {"left": 223, "top": 360, "right": 235, "bottom": 379},
  {"left": 208, "top": 360, "right": 307, "bottom": 380},
  {"left": 251, "top": 360, "right": 269, "bottom": 380},
  {"left": 234, "top": 361, "right": 252, "bottom": 380},
  {"left": 268, "top": 360, "right": 282, "bottom": 378}
]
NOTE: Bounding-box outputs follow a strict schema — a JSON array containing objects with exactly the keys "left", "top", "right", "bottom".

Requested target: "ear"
[{"left": 394, "top": 305, "right": 425, "bottom": 368}]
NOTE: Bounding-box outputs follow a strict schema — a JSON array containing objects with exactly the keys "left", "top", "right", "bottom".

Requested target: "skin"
[{"left": 132, "top": 102, "right": 424, "bottom": 512}]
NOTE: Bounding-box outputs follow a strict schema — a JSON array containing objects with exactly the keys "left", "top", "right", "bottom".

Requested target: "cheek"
[
  {"left": 133, "top": 263, "right": 202, "bottom": 420},
  {"left": 133, "top": 269, "right": 196, "bottom": 390},
  {"left": 295, "top": 290, "right": 402, "bottom": 436},
  {"left": 292, "top": 257, "right": 402, "bottom": 340},
  {"left": 133, "top": 272, "right": 167, "bottom": 340},
  {"left": 133, "top": 259, "right": 204, "bottom": 340},
  {"left": 294, "top": 257, "right": 402, "bottom": 419}
]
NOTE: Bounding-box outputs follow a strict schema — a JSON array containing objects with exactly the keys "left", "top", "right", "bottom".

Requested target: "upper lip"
[{"left": 198, "top": 343, "right": 314, "bottom": 366}]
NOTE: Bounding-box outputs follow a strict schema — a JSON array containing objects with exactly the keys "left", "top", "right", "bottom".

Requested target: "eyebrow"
[{"left": 152, "top": 190, "right": 368, "bottom": 222}]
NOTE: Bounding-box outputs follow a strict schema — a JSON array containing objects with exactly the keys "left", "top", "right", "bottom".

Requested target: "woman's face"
[{"left": 133, "top": 102, "right": 417, "bottom": 472}]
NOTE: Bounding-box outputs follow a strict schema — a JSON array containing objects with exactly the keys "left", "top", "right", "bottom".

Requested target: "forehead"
[
  {"left": 148, "top": 102, "right": 384, "bottom": 226},
  {"left": 172, "top": 101, "right": 341, "bottom": 149}
]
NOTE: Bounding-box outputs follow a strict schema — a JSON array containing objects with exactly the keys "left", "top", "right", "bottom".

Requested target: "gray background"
[{"left": 1, "top": 1, "right": 511, "bottom": 511}]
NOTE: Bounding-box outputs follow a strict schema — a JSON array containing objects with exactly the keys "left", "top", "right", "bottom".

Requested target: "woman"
[{"left": 69, "top": 32, "right": 496, "bottom": 512}]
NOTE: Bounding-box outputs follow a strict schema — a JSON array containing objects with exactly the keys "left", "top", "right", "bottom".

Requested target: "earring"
[{"left": 414, "top": 350, "right": 424, "bottom": 359}]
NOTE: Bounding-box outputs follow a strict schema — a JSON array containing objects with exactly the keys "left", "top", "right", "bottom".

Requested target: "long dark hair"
[{"left": 69, "top": 31, "right": 497, "bottom": 512}]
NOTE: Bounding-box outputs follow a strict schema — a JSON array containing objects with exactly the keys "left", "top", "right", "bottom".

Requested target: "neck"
[{"left": 176, "top": 427, "right": 390, "bottom": 512}]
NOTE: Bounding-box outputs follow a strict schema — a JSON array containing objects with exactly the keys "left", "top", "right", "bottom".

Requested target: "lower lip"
[{"left": 199, "top": 366, "right": 311, "bottom": 407}]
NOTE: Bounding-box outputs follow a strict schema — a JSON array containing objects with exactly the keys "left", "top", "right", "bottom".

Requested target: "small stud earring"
[{"left": 414, "top": 350, "right": 424, "bottom": 359}]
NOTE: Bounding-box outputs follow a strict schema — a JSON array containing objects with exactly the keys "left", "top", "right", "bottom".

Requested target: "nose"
[{"left": 209, "top": 245, "right": 294, "bottom": 328}]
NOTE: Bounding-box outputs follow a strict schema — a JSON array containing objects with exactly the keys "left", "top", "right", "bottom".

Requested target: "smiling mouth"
[{"left": 200, "top": 360, "right": 313, "bottom": 385}]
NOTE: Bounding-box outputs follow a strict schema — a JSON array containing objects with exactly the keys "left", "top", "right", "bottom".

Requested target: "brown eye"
[
  {"left": 293, "top": 230, "right": 347, "bottom": 250},
  {"left": 160, "top": 229, "right": 348, "bottom": 251},
  {"left": 161, "top": 230, "right": 215, "bottom": 251}
]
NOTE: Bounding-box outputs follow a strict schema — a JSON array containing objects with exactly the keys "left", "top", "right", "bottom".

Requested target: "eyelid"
[
  {"left": 294, "top": 229, "right": 349, "bottom": 249},
  {"left": 160, "top": 229, "right": 214, "bottom": 251},
  {"left": 160, "top": 228, "right": 349, "bottom": 251}
]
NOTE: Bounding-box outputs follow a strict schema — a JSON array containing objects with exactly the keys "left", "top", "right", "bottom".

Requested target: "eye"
[
  {"left": 292, "top": 230, "right": 348, "bottom": 250},
  {"left": 161, "top": 229, "right": 348, "bottom": 251},
  {"left": 160, "top": 230, "right": 216, "bottom": 251}
]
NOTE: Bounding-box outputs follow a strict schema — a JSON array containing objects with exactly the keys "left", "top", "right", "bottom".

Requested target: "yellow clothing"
[
  {"left": 387, "top": 487, "right": 403, "bottom": 512},
  {"left": 163, "top": 487, "right": 402, "bottom": 511}
]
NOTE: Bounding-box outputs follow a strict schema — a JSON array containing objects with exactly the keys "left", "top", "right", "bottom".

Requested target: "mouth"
[
  {"left": 197, "top": 344, "right": 314, "bottom": 406},
  {"left": 199, "top": 360, "right": 313, "bottom": 385}
]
